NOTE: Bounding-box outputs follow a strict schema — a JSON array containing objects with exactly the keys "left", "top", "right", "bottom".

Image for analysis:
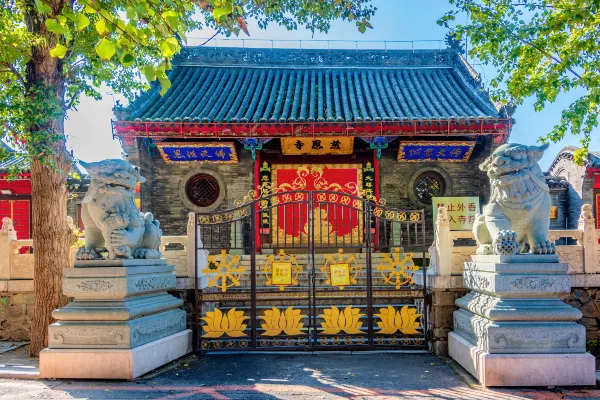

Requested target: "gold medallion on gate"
[
  {"left": 329, "top": 263, "right": 351, "bottom": 287},
  {"left": 271, "top": 262, "right": 293, "bottom": 286}
]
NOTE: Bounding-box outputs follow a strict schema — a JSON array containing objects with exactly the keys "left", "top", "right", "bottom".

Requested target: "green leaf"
[
  {"left": 84, "top": 4, "right": 97, "bottom": 14},
  {"left": 158, "top": 75, "right": 171, "bottom": 96},
  {"left": 162, "top": 10, "right": 179, "bottom": 28},
  {"left": 143, "top": 65, "right": 156, "bottom": 82},
  {"left": 75, "top": 14, "right": 90, "bottom": 31},
  {"left": 95, "top": 38, "right": 115, "bottom": 60},
  {"left": 213, "top": 7, "right": 231, "bottom": 21},
  {"left": 120, "top": 52, "right": 135, "bottom": 68},
  {"left": 126, "top": 6, "right": 136, "bottom": 20},
  {"left": 49, "top": 44, "right": 68, "bottom": 58},
  {"left": 34, "top": 0, "right": 52, "bottom": 15},
  {"left": 159, "top": 37, "right": 179, "bottom": 57},
  {"left": 95, "top": 20, "right": 109, "bottom": 37},
  {"left": 44, "top": 19, "right": 69, "bottom": 36}
]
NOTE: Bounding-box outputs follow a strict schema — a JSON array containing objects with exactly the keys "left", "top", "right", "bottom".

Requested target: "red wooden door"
[{"left": 0, "top": 199, "right": 31, "bottom": 239}]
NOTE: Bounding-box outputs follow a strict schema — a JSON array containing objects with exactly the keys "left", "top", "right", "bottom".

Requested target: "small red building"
[
  {"left": 0, "top": 143, "right": 89, "bottom": 238},
  {"left": 0, "top": 144, "right": 31, "bottom": 239}
]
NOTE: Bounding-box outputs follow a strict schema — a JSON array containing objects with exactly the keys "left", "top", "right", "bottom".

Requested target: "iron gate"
[{"left": 194, "top": 190, "right": 428, "bottom": 352}]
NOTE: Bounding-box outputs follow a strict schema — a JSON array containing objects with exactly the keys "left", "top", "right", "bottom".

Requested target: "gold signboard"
[
  {"left": 329, "top": 263, "right": 351, "bottom": 287},
  {"left": 271, "top": 262, "right": 293, "bottom": 286},
  {"left": 281, "top": 137, "right": 354, "bottom": 155}
]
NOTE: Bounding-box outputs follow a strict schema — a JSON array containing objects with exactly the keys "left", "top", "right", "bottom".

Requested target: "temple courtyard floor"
[{"left": 0, "top": 350, "right": 599, "bottom": 399}]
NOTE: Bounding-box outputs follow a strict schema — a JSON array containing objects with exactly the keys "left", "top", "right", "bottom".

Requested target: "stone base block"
[
  {"left": 454, "top": 309, "right": 586, "bottom": 354},
  {"left": 52, "top": 294, "right": 183, "bottom": 321},
  {"left": 49, "top": 308, "right": 186, "bottom": 349},
  {"left": 40, "top": 329, "right": 192, "bottom": 380},
  {"left": 449, "top": 332, "right": 596, "bottom": 387},
  {"left": 455, "top": 292, "right": 582, "bottom": 321}
]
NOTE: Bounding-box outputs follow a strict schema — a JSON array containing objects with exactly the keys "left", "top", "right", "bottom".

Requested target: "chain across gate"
[{"left": 194, "top": 190, "right": 428, "bottom": 352}]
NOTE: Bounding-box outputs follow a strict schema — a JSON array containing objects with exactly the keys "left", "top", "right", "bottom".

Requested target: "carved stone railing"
[
  {"left": 160, "top": 235, "right": 188, "bottom": 277},
  {"left": 10, "top": 239, "right": 34, "bottom": 279},
  {"left": 1, "top": 218, "right": 79, "bottom": 281},
  {"left": 430, "top": 204, "right": 599, "bottom": 276}
]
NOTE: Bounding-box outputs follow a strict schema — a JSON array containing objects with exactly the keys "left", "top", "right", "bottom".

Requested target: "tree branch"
[
  {"left": 468, "top": 3, "right": 583, "bottom": 81},
  {"left": 1, "top": 62, "right": 26, "bottom": 86}
]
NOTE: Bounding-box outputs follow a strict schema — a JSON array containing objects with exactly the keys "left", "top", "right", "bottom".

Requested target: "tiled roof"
[
  {"left": 0, "top": 143, "right": 30, "bottom": 173},
  {"left": 548, "top": 146, "right": 600, "bottom": 171},
  {"left": 124, "top": 47, "right": 502, "bottom": 124}
]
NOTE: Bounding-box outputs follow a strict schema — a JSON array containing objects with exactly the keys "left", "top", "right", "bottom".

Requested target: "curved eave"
[{"left": 113, "top": 118, "right": 511, "bottom": 141}]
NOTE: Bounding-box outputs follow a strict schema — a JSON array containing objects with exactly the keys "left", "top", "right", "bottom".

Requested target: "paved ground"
[{"left": 0, "top": 352, "right": 599, "bottom": 399}]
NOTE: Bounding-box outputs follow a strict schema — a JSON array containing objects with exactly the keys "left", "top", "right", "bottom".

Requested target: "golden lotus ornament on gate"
[
  {"left": 319, "top": 305, "right": 365, "bottom": 335},
  {"left": 259, "top": 306, "right": 306, "bottom": 336},
  {"left": 201, "top": 307, "right": 248, "bottom": 338},
  {"left": 375, "top": 305, "right": 421, "bottom": 335}
]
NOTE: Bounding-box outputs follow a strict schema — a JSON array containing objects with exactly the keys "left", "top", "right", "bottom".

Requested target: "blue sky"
[{"left": 64, "top": 0, "right": 599, "bottom": 170}]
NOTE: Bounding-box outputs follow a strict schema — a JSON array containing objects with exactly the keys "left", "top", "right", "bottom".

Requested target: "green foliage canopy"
[
  {"left": 0, "top": 0, "right": 376, "bottom": 167},
  {"left": 440, "top": 0, "right": 600, "bottom": 165}
]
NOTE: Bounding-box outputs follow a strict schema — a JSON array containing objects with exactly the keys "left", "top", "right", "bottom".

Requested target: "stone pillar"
[
  {"left": 578, "top": 204, "right": 598, "bottom": 273},
  {"left": 39, "top": 259, "right": 192, "bottom": 380},
  {"left": 186, "top": 212, "right": 196, "bottom": 278},
  {"left": 434, "top": 206, "right": 452, "bottom": 276},
  {"left": 449, "top": 254, "right": 596, "bottom": 386},
  {"left": 0, "top": 218, "right": 17, "bottom": 280},
  {"left": 428, "top": 276, "right": 467, "bottom": 356}
]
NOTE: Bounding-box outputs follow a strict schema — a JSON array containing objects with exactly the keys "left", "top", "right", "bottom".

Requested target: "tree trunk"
[
  {"left": 28, "top": 159, "right": 71, "bottom": 356},
  {"left": 25, "top": 0, "right": 71, "bottom": 357}
]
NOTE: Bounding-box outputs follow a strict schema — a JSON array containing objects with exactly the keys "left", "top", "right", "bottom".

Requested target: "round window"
[
  {"left": 413, "top": 171, "right": 445, "bottom": 203},
  {"left": 186, "top": 174, "right": 220, "bottom": 207}
]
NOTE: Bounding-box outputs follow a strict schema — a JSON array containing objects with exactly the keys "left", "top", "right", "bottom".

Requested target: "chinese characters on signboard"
[
  {"left": 432, "top": 197, "right": 480, "bottom": 231},
  {"left": 272, "top": 262, "right": 293, "bottom": 286},
  {"left": 157, "top": 142, "right": 238, "bottom": 164},
  {"left": 329, "top": 263, "right": 351, "bottom": 287},
  {"left": 281, "top": 137, "right": 354, "bottom": 155},
  {"left": 398, "top": 142, "right": 475, "bottom": 162},
  {"left": 259, "top": 162, "right": 271, "bottom": 235}
]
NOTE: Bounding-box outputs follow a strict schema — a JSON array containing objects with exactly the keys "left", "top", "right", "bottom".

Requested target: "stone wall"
[
  {"left": 549, "top": 185, "right": 568, "bottom": 231},
  {"left": 379, "top": 138, "right": 492, "bottom": 244},
  {"left": 429, "top": 280, "right": 468, "bottom": 356},
  {"left": 0, "top": 282, "right": 34, "bottom": 341},
  {"left": 561, "top": 287, "right": 600, "bottom": 356}
]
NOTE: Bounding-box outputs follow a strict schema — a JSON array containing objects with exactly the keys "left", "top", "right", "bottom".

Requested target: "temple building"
[
  {"left": 547, "top": 146, "right": 600, "bottom": 229},
  {"left": 114, "top": 46, "right": 511, "bottom": 244}
]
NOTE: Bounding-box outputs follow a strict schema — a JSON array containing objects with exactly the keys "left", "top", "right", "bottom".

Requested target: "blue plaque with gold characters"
[
  {"left": 397, "top": 141, "right": 475, "bottom": 162},
  {"left": 157, "top": 142, "right": 238, "bottom": 164}
]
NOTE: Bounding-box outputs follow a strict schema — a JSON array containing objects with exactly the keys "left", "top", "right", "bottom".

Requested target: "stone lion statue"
[
  {"left": 75, "top": 159, "right": 162, "bottom": 260},
  {"left": 473, "top": 143, "right": 555, "bottom": 255}
]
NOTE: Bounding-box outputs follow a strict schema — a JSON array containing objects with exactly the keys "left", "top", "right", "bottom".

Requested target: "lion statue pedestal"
[
  {"left": 40, "top": 159, "right": 191, "bottom": 380},
  {"left": 448, "top": 144, "right": 595, "bottom": 387}
]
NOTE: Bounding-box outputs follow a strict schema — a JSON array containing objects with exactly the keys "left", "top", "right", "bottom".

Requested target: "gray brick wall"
[
  {"left": 138, "top": 140, "right": 253, "bottom": 236},
  {"left": 379, "top": 138, "right": 492, "bottom": 244}
]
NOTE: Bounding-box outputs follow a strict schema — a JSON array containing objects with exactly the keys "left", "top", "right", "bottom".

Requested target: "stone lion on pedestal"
[
  {"left": 75, "top": 159, "right": 162, "bottom": 260},
  {"left": 473, "top": 143, "right": 555, "bottom": 255}
]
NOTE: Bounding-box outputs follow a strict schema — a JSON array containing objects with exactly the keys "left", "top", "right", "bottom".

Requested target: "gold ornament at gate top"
[
  {"left": 375, "top": 305, "right": 421, "bottom": 335},
  {"left": 319, "top": 305, "right": 365, "bottom": 335},
  {"left": 260, "top": 306, "right": 307, "bottom": 336},
  {"left": 376, "top": 248, "right": 419, "bottom": 289},
  {"left": 261, "top": 250, "right": 303, "bottom": 291},
  {"left": 203, "top": 250, "right": 245, "bottom": 293},
  {"left": 322, "top": 249, "right": 362, "bottom": 290},
  {"left": 201, "top": 307, "right": 248, "bottom": 338}
]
